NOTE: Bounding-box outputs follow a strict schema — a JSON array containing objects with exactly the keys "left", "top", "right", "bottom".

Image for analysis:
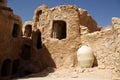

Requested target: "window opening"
[{"left": 51, "top": 20, "right": 66, "bottom": 40}]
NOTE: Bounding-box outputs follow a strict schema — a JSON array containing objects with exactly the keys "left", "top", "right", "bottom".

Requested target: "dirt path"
[{"left": 17, "top": 67, "right": 113, "bottom": 80}]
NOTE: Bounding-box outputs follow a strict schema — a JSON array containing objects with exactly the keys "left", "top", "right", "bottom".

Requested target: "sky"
[{"left": 8, "top": 0, "right": 120, "bottom": 26}]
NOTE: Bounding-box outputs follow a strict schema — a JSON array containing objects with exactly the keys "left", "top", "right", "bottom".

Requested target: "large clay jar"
[{"left": 77, "top": 45, "right": 94, "bottom": 68}]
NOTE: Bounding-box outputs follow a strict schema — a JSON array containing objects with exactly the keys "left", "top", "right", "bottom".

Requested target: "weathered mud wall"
[
  {"left": 30, "top": 5, "right": 99, "bottom": 69},
  {"left": 79, "top": 8, "right": 100, "bottom": 34},
  {"left": 0, "top": 4, "right": 22, "bottom": 76},
  {"left": 81, "top": 17, "right": 120, "bottom": 78}
]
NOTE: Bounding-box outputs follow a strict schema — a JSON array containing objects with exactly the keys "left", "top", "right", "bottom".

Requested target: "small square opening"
[{"left": 51, "top": 20, "right": 66, "bottom": 40}]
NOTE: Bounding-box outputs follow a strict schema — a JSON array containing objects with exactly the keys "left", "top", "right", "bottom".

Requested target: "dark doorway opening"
[
  {"left": 21, "top": 44, "right": 31, "bottom": 60},
  {"left": 24, "top": 25, "right": 32, "bottom": 37},
  {"left": 1, "top": 59, "right": 11, "bottom": 76},
  {"left": 12, "top": 23, "right": 19, "bottom": 38},
  {"left": 36, "top": 31, "right": 42, "bottom": 49},
  {"left": 12, "top": 59, "right": 20, "bottom": 75},
  {"left": 51, "top": 20, "right": 66, "bottom": 40}
]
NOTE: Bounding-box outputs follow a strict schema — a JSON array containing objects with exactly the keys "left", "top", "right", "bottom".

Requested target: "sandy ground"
[{"left": 16, "top": 66, "right": 114, "bottom": 80}]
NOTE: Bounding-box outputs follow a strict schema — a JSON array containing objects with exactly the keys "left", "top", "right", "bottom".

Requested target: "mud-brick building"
[
  {"left": 0, "top": 0, "right": 120, "bottom": 79},
  {"left": 0, "top": 0, "right": 22, "bottom": 77},
  {"left": 29, "top": 5, "right": 120, "bottom": 77},
  {"left": 23, "top": 4, "right": 120, "bottom": 79},
  {"left": 22, "top": 4, "right": 99, "bottom": 71}
]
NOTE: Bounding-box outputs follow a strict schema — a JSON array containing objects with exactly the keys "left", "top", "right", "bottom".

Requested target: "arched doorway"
[{"left": 1, "top": 59, "right": 11, "bottom": 76}]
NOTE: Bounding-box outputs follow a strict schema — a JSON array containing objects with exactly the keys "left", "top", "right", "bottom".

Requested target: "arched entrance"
[{"left": 1, "top": 59, "right": 11, "bottom": 76}]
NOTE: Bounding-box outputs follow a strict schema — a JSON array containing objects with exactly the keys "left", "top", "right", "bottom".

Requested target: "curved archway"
[{"left": 1, "top": 59, "right": 11, "bottom": 76}]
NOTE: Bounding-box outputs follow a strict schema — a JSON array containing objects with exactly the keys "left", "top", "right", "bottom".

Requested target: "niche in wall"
[{"left": 51, "top": 20, "right": 67, "bottom": 40}]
